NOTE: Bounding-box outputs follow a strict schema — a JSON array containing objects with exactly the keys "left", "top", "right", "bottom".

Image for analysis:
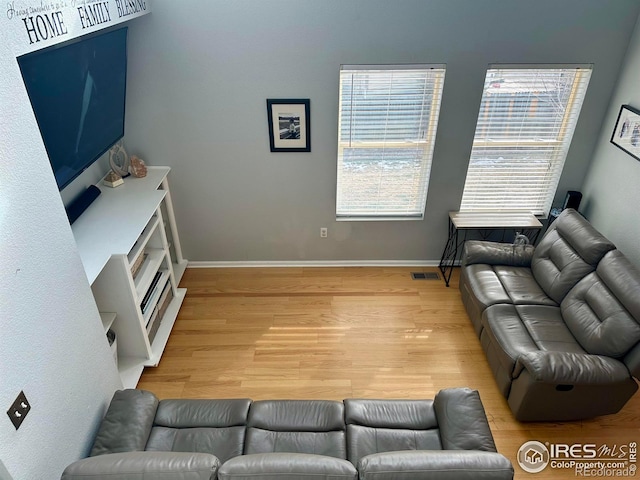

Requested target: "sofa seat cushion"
[
  {"left": 482, "top": 306, "right": 539, "bottom": 380},
  {"left": 346, "top": 426, "right": 441, "bottom": 465},
  {"left": 357, "top": 451, "right": 514, "bottom": 480},
  {"left": 493, "top": 267, "right": 557, "bottom": 306},
  {"left": 344, "top": 399, "right": 441, "bottom": 465},
  {"left": 482, "top": 304, "right": 585, "bottom": 379},
  {"left": 516, "top": 305, "right": 586, "bottom": 353},
  {"left": 460, "top": 264, "right": 558, "bottom": 318},
  {"left": 563, "top": 250, "right": 640, "bottom": 357},
  {"left": 462, "top": 264, "right": 511, "bottom": 309},
  {"left": 462, "top": 264, "right": 556, "bottom": 311},
  {"left": 218, "top": 453, "right": 357, "bottom": 480},
  {"left": 146, "top": 399, "right": 251, "bottom": 463},
  {"left": 62, "top": 452, "right": 220, "bottom": 480}
]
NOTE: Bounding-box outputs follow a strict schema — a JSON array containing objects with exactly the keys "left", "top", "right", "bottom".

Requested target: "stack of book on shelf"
[
  {"left": 131, "top": 251, "right": 147, "bottom": 278},
  {"left": 143, "top": 276, "right": 174, "bottom": 345},
  {"left": 140, "top": 271, "right": 162, "bottom": 314}
]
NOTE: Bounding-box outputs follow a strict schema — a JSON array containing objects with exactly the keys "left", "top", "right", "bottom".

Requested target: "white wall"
[
  {"left": 0, "top": 30, "right": 121, "bottom": 480},
  {"left": 581, "top": 16, "right": 640, "bottom": 268},
  {"left": 124, "top": 0, "right": 640, "bottom": 263}
]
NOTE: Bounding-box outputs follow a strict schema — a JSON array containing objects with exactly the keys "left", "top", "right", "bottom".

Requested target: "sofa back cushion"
[
  {"left": 562, "top": 250, "right": 640, "bottom": 357},
  {"left": 146, "top": 398, "right": 251, "bottom": 463},
  {"left": 344, "top": 399, "right": 441, "bottom": 465},
  {"left": 91, "top": 389, "right": 159, "bottom": 456},
  {"left": 244, "top": 400, "right": 347, "bottom": 459},
  {"left": 532, "top": 209, "right": 615, "bottom": 304}
]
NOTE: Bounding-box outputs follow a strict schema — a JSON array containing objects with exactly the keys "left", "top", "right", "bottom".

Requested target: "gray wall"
[
  {"left": 124, "top": 0, "right": 640, "bottom": 263},
  {"left": 582, "top": 15, "right": 640, "bottom": 268}
]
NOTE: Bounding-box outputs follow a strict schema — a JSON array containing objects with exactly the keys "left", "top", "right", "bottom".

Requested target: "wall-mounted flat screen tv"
[{"left": 18, "top": 27, "right": 128, "bottom": 191}]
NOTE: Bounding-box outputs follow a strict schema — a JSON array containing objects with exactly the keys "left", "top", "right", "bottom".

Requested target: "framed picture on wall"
[
  {"left": 611, "top": 104, "right": 640, "bottom": 161},
  {"left": 266, "top": 99, "right": 310, "bottom": 152}
]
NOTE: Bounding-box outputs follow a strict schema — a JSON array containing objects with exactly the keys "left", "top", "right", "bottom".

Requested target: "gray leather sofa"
[
  {"left": 61, "top": 387, "right": 513, "bottom": 480},
  {"left": 460, "top": 208, "right": 640, "bottom": 421}
]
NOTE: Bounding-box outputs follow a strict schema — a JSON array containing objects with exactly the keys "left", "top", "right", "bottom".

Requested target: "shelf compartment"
[
  {"left": 147, "top": 287, "right": 186, "bottom": 367},
  {"left": 127, "top": 215, "right": 160, "bottom": 268},
  {"left": 118, "top": 356, "right": 147, "bottom": 389},
  {"left": 146, "top": 279, "right": 172, "bottom": 345},
  {"left": 156, "top": 280, "right": 174, "bottom": 320},
  {"left": 145, "top": 305, "right": 160, "bottom": 343},
  {"left": 100, "top": 312, "right": 117, "bottom": 332},
  {"left": 130, "top": 250, "right": 147, "bottom": 279},
  {"left": 134, "top": 249, "right": 166, "bottom": 300},
  {"left": 142, "top": 269, "right": 170, "bottom": 325}
]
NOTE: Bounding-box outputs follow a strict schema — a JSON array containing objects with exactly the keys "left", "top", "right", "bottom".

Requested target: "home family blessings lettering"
[{"left": 6, "top": 0, "right": 147, "bottom": 45}]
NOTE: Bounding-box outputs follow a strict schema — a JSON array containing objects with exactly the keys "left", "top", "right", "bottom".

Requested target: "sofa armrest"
[
  {"left": 514, "top": 351, "right": 632, "bottom": 384},
  {"left": 61, "top": 452, "right": 220, "bottom": 480},
  {"left": 624, "top": 342, "right": 640, "bottom": 379},
  {"left": 462, "top": 241, "right": 534, "bottom": 267},
  {"left": 433, "top": 387, "right": 496, "bottom": 452},
  {"left": 358, "top": 451, "right": 513, "bottom": 480},
  {"left": 91, "top": 389, "right": 159, "bottom": 456}
]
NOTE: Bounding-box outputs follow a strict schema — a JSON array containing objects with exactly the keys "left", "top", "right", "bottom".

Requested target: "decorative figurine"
[
  {"left": 130, "top": 155, "right": 148, "bottom": 178},
  {"left": 103, "top": 170, "right": 124, "bottom": 188}
]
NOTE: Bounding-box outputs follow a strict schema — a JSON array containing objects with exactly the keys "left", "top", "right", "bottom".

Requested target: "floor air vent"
[{"left": 411, "top": 272, "right": 440, "bottom": 280}]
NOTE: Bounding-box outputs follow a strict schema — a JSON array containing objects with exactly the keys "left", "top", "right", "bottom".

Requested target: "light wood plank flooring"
[{"left": 138, "top": 266, "right": 640, "bottom": 479}]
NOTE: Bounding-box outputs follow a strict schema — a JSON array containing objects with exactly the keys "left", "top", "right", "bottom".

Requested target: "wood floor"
[{"left": 138, "top": 266, "right": 640, "bottom": 479}]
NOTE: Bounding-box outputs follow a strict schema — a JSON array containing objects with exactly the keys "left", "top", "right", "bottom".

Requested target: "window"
[
  {"left": 336, "top": 65, "right": 446, "bottom": 219},
  {"left": 460, "top": 65, "right": 592, "bottom": 216}
]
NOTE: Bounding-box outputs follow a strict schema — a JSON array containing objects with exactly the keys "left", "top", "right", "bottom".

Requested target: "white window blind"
[
  {"left": 460, "top": 66, "right": 592, "bottom": 216},
  {"left": 336, "top": 65, "right": 445, "bottom": 219}
]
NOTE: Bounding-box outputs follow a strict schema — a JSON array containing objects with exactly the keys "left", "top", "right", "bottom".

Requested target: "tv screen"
[{"left": 18, "top": 27, "right": 128, "bottom": 190}]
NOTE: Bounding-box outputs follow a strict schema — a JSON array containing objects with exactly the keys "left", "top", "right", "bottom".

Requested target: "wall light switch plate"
[{"left": 7, "top": 391, "right": 30, "bottom": 430}]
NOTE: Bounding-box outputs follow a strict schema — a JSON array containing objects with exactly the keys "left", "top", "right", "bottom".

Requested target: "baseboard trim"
[{"left": 188, "top": 260, "right": 442, "bottom": 268}]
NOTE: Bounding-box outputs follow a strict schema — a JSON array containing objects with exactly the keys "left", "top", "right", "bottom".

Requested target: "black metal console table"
[{"left": 438, "top": 211, "right": 543, "bottom": 287}]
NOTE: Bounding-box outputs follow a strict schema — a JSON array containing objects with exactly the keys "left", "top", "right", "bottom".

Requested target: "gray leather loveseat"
[
  {"left": 460, "top": 208, "right": 640, "bottom": 421},
  {"left": 61, "top": 387, "right": 513, "bottom": 480}
]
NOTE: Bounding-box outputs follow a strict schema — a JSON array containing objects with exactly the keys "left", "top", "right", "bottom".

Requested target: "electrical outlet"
[
  {"left": 7, "top": 391, "right": 30, "bottom": 430},
  {"left": 320, "top": 227, "right": 328, "bottom": 238}
]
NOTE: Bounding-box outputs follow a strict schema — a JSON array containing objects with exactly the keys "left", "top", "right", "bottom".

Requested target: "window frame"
[
  {"left": 459, "top": 64, "right": 592, "bottom": 217},
  {"left": 335, "top": 64, "right": 446, "bottom": 221}
]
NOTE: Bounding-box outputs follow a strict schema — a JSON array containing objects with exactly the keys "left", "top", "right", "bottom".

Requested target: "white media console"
[{"left": 72, "top": 167, "right": 187, "bottom": 388}]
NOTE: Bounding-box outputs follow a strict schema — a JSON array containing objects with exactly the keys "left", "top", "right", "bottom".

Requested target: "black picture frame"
[
  {"left": 266, "top": 99, "right": 310, "bottom": 152},
  {"left": 611, "top": 104, "right": 640, "bottom": 162}
]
